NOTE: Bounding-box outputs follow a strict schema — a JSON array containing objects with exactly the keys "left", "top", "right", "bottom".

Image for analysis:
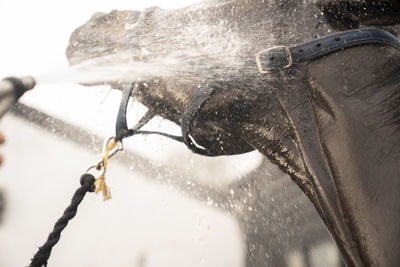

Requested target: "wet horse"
[{"left": 66, "top": 1, "right": 400, "bottom": 266}]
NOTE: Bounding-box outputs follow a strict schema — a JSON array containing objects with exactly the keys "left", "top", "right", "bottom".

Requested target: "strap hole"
[
  {"left": 335, "top": 37, "right": 340, "bottom": 41},
  {"left": 299, "top": 49, "right": 303, "bottom": 53},
  {"left": 316, "top": 43, "right": 321, "bottom": 47},
  {"left": 269, "top": 56, "right": 275, "bottom": 60}
]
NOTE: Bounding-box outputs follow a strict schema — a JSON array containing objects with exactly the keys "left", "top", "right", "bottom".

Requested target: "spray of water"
[{"left": 37, "top": 3, "right": 256, "bottom": 86}]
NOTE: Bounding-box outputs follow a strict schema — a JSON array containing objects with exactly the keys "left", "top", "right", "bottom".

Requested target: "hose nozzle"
[
  {"left": 2, "top": 76, "right": 36, "bottom": 97},
  {"left": 0, "top": 76, "right": 36, "bottom": 118}
]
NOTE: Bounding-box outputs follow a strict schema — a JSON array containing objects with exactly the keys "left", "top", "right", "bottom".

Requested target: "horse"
[{"left": 66, "top": 1, "right": 400, "bottom": 266}]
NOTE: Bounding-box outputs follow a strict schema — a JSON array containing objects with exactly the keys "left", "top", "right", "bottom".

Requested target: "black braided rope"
[{"left": 29, "top": 174, "right": 95, "bottom": 267}]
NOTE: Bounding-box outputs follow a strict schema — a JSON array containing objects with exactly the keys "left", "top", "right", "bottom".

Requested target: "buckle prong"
[{"left": 256, "top": 45, "right": 293, "bottom": 74}]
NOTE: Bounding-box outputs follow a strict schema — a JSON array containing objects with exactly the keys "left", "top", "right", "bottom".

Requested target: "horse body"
[{"left": 66, "top": 1, "right": 400, "bottom": 266}]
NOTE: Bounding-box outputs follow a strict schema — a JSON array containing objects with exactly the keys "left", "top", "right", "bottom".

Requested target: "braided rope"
[{"left": 29, "top": 174, "right": 95, "bottom": 267}]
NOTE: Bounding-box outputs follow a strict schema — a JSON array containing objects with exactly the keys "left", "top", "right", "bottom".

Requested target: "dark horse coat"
[{"left": 67, "top": 1, "right": 400, "bottom": 266}]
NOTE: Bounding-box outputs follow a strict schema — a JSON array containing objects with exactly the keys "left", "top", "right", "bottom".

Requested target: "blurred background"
[{"left": 0, "top": 1, "right": 343, "bottom": 266}]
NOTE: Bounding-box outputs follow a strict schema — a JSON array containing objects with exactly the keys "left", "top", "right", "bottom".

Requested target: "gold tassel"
[
  {"left": 93, "top": 139, "right": 118, "bottom": 201},
  {"left": 94, "top": 175, "right": 111, "bottom": 201}
]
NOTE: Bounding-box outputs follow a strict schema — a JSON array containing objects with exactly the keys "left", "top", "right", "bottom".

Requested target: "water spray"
[{"left": 0, "top": 76, "right": 36, "bottom": 119}]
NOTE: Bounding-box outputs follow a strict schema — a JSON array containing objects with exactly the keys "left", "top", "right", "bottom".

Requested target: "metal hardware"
[
  {"left": 85, "top": 137, "right": 123, "bottom": 201},
  {"left": 256, "top": 46, "right": 293, "bottom": 74}
]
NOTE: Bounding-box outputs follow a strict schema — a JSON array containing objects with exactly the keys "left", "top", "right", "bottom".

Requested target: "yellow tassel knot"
[
  {"left": 92, "top": 138, "right": 119, "bottom": 201},
  {"left": 94, "top": 175, "right": 112, "bottom": 201}
]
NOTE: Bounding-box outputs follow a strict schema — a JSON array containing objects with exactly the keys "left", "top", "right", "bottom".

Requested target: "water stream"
[{"left": 37, "top": 3, "right": 249, "bottom": 87}]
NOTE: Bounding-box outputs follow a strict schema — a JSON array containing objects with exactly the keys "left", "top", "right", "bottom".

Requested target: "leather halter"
[
  {"left": 256, "top": 28, "right": 400, "bottom": 73},
  {"left": 115, "top": 29, "right": 400, "bottom": 155}
]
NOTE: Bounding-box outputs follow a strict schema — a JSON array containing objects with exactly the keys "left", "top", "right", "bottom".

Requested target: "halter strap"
[
  {"left": 115, "top": 83, "right": 185, "bottom": 143},
  {"left": 115, "top": 28, "right": 400, "bottom": 156},
  {"left": 115, "top": 84, "right": 135, "bottom": 141},
  {"left": 180, "top": 84, "right": 218, "bottom": 156},
  {"left": 256, "top": 28, "right": 400, "bottom": 73}
]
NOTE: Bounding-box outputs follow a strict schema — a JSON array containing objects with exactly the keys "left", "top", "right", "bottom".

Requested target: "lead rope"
[
  {"left": 29, "top": 174, "right": 95, "bottom": 267},
  {"left": 29, "top": 80, "right": 214, "bottom": 266},
  {"left": 28, "top": 83, "right": 183, "bottom": 266},
  {"left": 29, "top": 137, "right": 122, "bottom": 267}
]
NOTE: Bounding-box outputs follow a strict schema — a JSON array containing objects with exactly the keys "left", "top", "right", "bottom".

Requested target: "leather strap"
[
  {"left": 181, "top": 83, "right": 218, "bottom": 156},
  {"left": 115, "top": 83, "right": 185, "bottom": 143},
  {"left": 115, "top": 84, "right": 135, "bottom": 141},
  {"left": 256, "top": 28, "right": 400, "bottom": 73}
]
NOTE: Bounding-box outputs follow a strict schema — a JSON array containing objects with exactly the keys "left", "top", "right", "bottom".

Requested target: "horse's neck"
[{"left": 307, "top": 45, "right": 400, "bottom": 266}]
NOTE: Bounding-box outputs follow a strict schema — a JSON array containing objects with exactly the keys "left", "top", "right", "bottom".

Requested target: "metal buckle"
[{"left": 256, "top": 46, "right": 293, "bottom": 74}]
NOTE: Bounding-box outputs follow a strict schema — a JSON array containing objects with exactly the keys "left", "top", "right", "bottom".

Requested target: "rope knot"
[{"left": 80, "top": 174, "right": 95, "bottom": 192}]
